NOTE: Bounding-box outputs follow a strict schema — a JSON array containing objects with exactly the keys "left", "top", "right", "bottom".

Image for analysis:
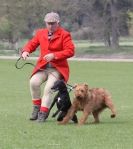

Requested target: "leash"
[
  {"left": 15, "top": 57, "right": 74, "bottom": 91},
  {"left": 66, "top": 84, "right": 74, "bottom": 92},
  {"left": 15, "top": 57, "right": 35, "bottom": 69}
]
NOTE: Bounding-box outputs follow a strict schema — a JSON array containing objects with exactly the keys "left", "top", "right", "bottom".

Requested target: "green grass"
[{"left": 0, "top": 59, "right": 133, "bottom": 149}]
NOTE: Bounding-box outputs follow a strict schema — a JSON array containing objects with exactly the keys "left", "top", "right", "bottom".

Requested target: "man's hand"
[
  {"left": 44, "top": 53, "right": 55, "bottom": 62},
  {"left": 21, "top": 51, "right": 29, "bottom": 60}
]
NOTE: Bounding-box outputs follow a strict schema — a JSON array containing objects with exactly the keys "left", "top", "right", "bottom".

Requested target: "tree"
[
  {"left": 0, "top": 0, "right": 132, "bottom": 50},
  {"left": 97, "top": 0, "right": 131, "bottom": 48}
]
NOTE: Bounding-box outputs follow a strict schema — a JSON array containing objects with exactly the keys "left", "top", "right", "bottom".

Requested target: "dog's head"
[
  {"left": 74, "top": 83, "right": 89, "bottom": 100},
  {"left": 51, "top": 80, "right": 67, "bottom": 91}
]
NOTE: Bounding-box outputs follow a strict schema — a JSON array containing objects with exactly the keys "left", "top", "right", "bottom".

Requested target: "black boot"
[
  {"left": 37, "top": 111, "right": 48, "bottom": 123},
  {"left": 29, "top": 105, "right": 40, "bottom": 120}
]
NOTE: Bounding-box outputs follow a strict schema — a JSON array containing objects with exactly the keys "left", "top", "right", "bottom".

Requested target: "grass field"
[{"left": 0, "top": 59, "right": 133, "bottom": 149}]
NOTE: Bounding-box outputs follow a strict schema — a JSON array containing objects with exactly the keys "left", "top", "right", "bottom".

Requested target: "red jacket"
[{"left": 22, "top": 27, "right": 75, "bottom": 82}]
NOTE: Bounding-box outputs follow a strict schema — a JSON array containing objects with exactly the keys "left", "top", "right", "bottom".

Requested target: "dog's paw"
[
  {"left": 111, "top": 114, "right": 116, "bottom": 118},
  {"left": 77, "top": 123, "right": 84, "bottom": 126},
  {"left": 92, "top": 121, "right": 100, "bottom": 124},
  {"left": 58, "top": 121, "right": 66, "bottom": 125}
]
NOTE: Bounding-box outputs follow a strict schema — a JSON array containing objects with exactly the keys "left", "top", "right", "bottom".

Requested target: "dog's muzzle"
[{"left": 76, "top": 95, "right": 84, "bottom": 100}]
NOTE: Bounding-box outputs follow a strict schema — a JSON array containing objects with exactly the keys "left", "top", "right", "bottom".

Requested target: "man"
[{"left": 21, "top": 12, "right": 75, "bottom": 123}]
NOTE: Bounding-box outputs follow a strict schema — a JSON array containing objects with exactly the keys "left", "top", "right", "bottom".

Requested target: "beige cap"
[{"left": 44, "top": 12, "right": 60, "bottom": 23}]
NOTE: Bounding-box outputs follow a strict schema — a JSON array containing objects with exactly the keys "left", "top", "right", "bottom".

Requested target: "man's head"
[{"left": 44, "top": 12, "right": 60, "bottom": 33}]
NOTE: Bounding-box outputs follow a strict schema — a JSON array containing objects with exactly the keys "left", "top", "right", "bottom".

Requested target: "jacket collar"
[
  {"left": 43, "top": 27, "right": 61, "bottom": 40},
  {"left": 52, "top": 27, "right": 61, "bottom": 40}
]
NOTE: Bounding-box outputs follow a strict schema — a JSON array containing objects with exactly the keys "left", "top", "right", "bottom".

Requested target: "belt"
[{"left": 45, "top": 63, "right": 55, "bottom": 68}]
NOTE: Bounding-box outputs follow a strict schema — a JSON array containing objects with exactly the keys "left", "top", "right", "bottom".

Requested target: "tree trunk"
[
  {"left": 110, "top": 0, "right": 119, "bottom": 49},
  {"left": 104, "top": 31, "right": 111, "bottom": 47}
]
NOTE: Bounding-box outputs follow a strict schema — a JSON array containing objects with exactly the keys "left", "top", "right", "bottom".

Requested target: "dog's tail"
[{"left": 100, "top": 88, "right": 116, "bottom": 119}]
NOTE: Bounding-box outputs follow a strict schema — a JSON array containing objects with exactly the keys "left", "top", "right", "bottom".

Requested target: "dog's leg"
[
  {"left": 47, "top": 92, "right": 59, "bottom": 118},
  {"left": 57, "top": 111, "right": 67, "bottom": 121},
  {"left": 105, "top": 97, "right": 116, "bottom": 118},
  {"left": 92, "top": 111, "right": 100, "bottom": 123},
  {"left": 58, "top": 105, "right": 77, "bottom": 124},
  {"left": 78, "top": 111, "right": 89, "bottom": 125},
  {"left": 71, "top": 114, "right": 78, "bottom": 123},
  {"left": 49, "top": 92, "right": 59, "bottom": 112},
  {"left": 78, "top": 106, "right": 91, "bottom": 125},
  {"left": 52, "top": 109, "right": 60, "bottom": 117}
]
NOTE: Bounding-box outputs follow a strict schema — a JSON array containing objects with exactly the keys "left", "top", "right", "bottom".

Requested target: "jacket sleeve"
[
  {"left": 54, "top": 32, "right": 75, "bottom": 60},
  {"left": 22, "top": 31, "right": 40, "bottom": 53}
]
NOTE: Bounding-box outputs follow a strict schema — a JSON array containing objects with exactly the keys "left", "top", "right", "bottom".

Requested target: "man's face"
[{"left": 45, "top": 22, "right": 59, "bottom": 33}]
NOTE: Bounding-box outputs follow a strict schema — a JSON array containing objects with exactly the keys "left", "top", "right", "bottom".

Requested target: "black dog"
[{"left": 49, "top": 80, "right": 78, "bottom": 123}]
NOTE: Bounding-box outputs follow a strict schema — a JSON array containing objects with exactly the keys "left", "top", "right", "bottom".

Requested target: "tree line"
[{"left": 0, "top": 0, "right": 133, "bottom": 49}]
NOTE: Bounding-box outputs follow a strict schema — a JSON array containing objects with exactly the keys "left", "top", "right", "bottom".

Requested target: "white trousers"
[{"left": 29, "top": 68, "right": 61, "bottom": 108}]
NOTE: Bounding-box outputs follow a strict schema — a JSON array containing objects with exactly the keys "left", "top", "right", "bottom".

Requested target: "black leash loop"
[
  {"left": 15, "top": 57, "right": 35, "bottom": 69},
  {"left": 15, "top": 57, "right": 74, "bottom": 91}
]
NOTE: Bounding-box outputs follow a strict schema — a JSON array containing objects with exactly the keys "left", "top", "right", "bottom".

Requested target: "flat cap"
[{"left": 44, "top": 12, "right": 60, "bottom": 22}]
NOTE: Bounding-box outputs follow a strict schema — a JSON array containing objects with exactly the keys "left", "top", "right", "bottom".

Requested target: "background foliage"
[{"left": 0, "top": 0, "right": 133, "bottom": 49}]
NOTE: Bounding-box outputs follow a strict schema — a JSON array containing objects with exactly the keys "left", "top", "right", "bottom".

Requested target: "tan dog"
[{"left": 59, "top": 84, "right": 116, "bottom": 125}]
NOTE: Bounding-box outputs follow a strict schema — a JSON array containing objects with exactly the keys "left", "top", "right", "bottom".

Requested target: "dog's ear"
[
  {"left": 73, "top": 84, "right": 78, "bottom": 88},
  {"left": 60, "top": 79, "right": 65, "bottom": 82},
  {"left": 83, "top": 83, "right": 88, "bottom": 90}
]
